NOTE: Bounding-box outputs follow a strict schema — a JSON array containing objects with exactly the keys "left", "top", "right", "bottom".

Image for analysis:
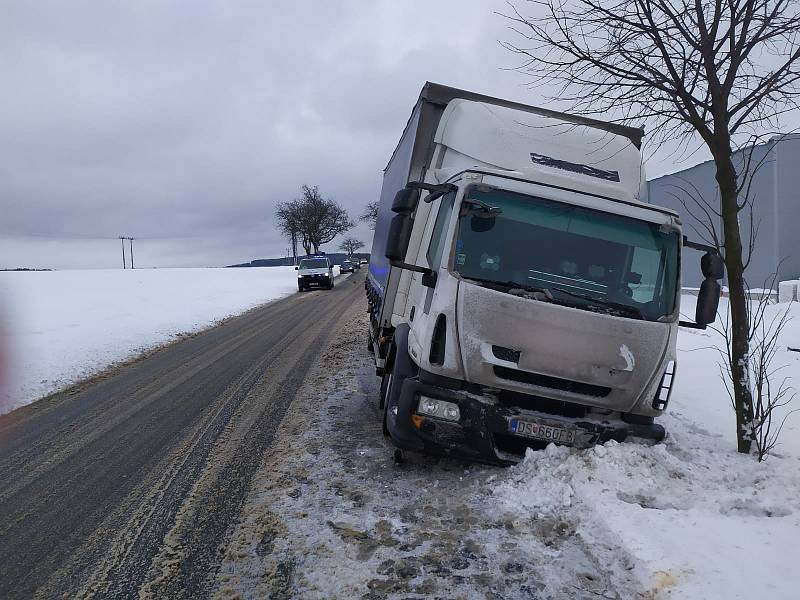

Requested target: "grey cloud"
[{"left": 9, "top": 0, "right": 743, "bottom": 270}]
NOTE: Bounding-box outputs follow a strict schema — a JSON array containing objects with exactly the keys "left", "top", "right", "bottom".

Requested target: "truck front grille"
[
  {"left": 493, "top": 365, "right": 611, "bottom": 398},
  {"left": 491, "top": 345, "right": 521, "bottom": 363},
  {"left": 497, "top": 389, "right": 588, "bottom": 418}
]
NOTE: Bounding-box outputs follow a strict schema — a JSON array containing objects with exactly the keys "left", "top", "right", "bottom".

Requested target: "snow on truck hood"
[{"left": 455, "top": 281, "right": 670, "bottom": 413}]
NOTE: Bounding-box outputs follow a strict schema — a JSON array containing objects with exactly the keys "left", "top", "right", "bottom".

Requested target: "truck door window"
[{"left": 426, "top": 191, "right": 455, "bottom": 269}]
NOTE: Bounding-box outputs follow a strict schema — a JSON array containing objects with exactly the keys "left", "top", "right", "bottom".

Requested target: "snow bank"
[
  {"left": 496, "top": 296, "right": 800, "bottom": 599},
  {"left": 498, "top": 433, "right": 800, "bottom": 598},
  {"left": 0, "top": 267, "right": 303, "bottom": 413}
]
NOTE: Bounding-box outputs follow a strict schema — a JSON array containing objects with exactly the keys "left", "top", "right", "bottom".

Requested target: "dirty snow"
[
  {"left": 0, "top": 267, "right": 341, "bottom": 413},
  {"left": 217, "top": 295, "right": 799, "bottom": 600},
  {"left": 215, "top": 305, "right": 639, "bottom": 599},
  {"left": 3, "top": 264, "right": 795, "bottom": 598}
]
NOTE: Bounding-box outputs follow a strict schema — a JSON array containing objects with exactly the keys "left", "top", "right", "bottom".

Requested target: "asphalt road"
[{"left": 0, "top": 270, "right": 365, "bottom": 599}]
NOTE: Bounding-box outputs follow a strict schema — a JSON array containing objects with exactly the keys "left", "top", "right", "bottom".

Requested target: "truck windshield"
[
  {"left": 453, "top": 188, "right": 680, "bottom": 321},
  {"left": 299, "top": 258, "right": 328, "bottom": 269}
]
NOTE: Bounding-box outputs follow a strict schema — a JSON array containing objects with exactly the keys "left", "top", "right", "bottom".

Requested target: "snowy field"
[
  {"left": 0, "top": 267, "right": 332, "bottom": 414},
  {"left": 1, "top": 267, "right": 798, "bottom": 597},
  {"left": 218, "top": 296, "right": 800, "bottom": 600}
]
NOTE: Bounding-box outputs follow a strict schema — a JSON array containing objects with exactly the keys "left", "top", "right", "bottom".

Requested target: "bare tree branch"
[
  {"left": 275, "top": 185, "right": 353, "bottom": 256},
  {"left": 501, "top": 0, "right": 800, "bottom": 455}
]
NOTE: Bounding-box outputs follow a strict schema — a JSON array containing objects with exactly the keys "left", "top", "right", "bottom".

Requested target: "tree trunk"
[{"left": 713, "top": 142, "right": 755, "bottom": 454}]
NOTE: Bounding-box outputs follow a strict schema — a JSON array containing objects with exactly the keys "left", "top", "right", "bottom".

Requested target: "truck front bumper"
[{"left": 385, "top": 373, "right": 665, "bottom": 465}]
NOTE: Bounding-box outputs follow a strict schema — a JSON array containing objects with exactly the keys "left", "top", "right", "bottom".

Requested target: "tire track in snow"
[{"left": 0, "top": 272, "right": 364, "bottom": 599}]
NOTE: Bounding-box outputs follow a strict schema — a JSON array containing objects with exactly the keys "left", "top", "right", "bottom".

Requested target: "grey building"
[{"left": 648, "top": 134, "right": 799, "bottom": 287}]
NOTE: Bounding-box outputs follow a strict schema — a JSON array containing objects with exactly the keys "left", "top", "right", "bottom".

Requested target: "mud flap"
[{"left": 384, "top": 325, "right": 424, "bottom": 451}]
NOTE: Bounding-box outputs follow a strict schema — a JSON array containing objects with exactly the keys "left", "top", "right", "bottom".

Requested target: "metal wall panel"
[
  {"left": 776, "top": 135, "right": 800, "bottom": 282},
  {"left": 647, "top": 138, "right": 798, "bottom": 289},
  {"left": 648, "top": 161, "right": 723, "bottom": 287}
]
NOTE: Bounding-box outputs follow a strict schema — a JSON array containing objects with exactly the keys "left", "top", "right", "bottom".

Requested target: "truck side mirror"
[
  {"left": 470, "top": 214, "right": 496, "bottom": 232},
  {"left": 385, "top": 213, "right": 413, "bottom": 262},
  {"left": 701, "top": 252, "right": 725, "bottom": 279},
  {"left": 695, "top": 252, "right": 724, "bottom": 327},
  {"left": 392, "top": 187, "right": 420, "bottom": 214},
  {"left": 625, "top": 271, "right": 642, "bottom": 285},
  {"left": 696, "top": 279, "right": 721, "bottom": 326}
]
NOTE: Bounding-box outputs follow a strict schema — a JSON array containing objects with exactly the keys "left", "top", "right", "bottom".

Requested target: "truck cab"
[{"left": 366, "top": 84, "right": 723, "bottom": 464}]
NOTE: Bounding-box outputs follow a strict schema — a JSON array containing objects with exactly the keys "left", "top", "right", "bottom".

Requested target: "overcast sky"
[{"left": 0, "top": 1, "right": 793, "bottom": 269}]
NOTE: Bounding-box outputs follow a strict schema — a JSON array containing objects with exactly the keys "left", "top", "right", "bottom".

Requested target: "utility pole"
[
  {"left": 119, "top": 236, "right": 127, "bottom": 269},
  {"left": 128, "top": 237, "right": 135, "bottom": 269}
]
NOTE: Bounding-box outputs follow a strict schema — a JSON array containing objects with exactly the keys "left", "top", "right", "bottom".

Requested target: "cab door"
[{"left": 406, "top": 190, "right": 456, "bottom": 368}]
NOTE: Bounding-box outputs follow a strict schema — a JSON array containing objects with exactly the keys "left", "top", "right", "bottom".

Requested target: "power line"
[{"left": 1, "top": 232, "right": 200, "bottom": 241}]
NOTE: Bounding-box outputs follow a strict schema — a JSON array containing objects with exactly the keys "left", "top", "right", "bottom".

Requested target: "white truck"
[{"left": 365, "top": 83, "right": 724, "bottom": 464}]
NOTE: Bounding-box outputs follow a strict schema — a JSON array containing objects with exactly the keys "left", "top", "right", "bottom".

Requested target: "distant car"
[
  {"left": 350, "top": 258, "right": 361, "bottom": 270},
  {"left": 340, "top": 260, "right": 356, "bottom": 274},
  {"left": 296, "top": 256, "right": 334, "bottom": 291},
  {"left": 359, "top": 258, "right": 368, "bottom": 265}
]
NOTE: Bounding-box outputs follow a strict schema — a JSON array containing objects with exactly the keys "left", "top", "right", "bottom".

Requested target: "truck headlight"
[{"left": 417, "top": 395, "right": 460, "bottom": 422}]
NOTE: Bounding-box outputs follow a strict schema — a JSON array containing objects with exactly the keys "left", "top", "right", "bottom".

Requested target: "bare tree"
[
  {"left": 360, "top": 201, "right": 378, "bottom": 230},
  {"left": 665, "top": 137, "right": 795, "bottom": 458},
  {"left": 716, "top": 270, "right": 796, "bottom": 460},
  {"left": 298, "top": 185, "right": 353, "bottom": 254},
  {"left": 275, "top": 185, "right": 353, "bottom": 256},
  {"left": 275, "top": 200, "right": 303, "bottom": 264},
  {"left": 502, "top": 0, "right": 800, "bottom": 454},
  {"left": 339, "top": 237, "right": 365, "bottom": 256}
]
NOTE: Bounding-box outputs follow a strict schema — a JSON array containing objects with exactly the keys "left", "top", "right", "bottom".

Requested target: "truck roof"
[
  {"left": 421, "top": 82, "right": 644, "bottom": 147},
  {"left": 386, "top": 82, "right": 644, "bottom": 172}
]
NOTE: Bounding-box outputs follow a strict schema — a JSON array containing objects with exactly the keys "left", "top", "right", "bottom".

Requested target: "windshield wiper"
[
  {"left": 462, "top": 276, "right": 645, "bottom": 318},
  {"left": 461, "top": 198, "right": 502, "bottom": 215},
  {"left": 549, "top": 287, "right": 645, "bottom": 320},
  {"left": 463, "top": 277, "right": 553, "bottom": 300}
]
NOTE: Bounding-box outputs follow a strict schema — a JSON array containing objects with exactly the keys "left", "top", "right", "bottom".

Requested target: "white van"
[{"left": 296, "top": 256, "right": 334, "bottom": 291}]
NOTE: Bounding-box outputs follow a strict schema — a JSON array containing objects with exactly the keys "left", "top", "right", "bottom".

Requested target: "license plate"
[{"left": 509, "top": 418, "right": 575, "bottom": 444}]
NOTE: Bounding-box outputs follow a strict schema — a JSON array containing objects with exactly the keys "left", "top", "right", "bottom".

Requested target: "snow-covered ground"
[
  {"left": 1, "top": 265, "right": 797, "bottom": 597},
  {"left": 0, "top": 266, "right": 334, "bottom": 414},
  {"left": 217, "top": 295, "right": 799, "bottom": 600},
  {"left": 500, "top": 296, "right": 800, "bottom": 598}
]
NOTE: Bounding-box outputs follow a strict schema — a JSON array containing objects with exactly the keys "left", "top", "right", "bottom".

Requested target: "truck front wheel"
[
  {"left": 381, "top": 373, "right": 394, "bottom": 436},
  {"left": 381, "top": 327, "right": 418, "bottom": 441}
]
